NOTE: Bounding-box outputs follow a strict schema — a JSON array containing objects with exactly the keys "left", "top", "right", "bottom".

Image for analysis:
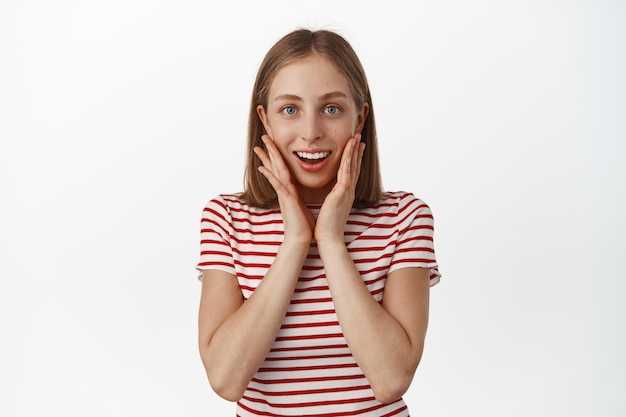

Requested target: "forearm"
[
  {"left": 202, "top": 242, "right": 308, "bottom": 401},
  {"left": 318, "top": 240, "right": 424, "bottom": 403}
]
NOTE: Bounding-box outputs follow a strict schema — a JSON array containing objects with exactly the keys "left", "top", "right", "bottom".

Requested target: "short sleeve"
[
  {"left": 389, "top": 193, "right": 441, "bottom": 286},
  {"left": 195, "top": 195, "right": 236, "bottom": 279}
]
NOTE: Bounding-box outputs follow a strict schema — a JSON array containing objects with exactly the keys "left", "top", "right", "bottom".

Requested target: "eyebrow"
[{"left": 273, "top": 91, "right": 349, "bottom": 103}]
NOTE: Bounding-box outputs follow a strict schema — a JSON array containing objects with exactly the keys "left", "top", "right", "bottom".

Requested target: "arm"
[
  {"left": 317, "top": 241, "right": 430, "bottom": 403},
  {"left": 315, "top": 137, "right": 430, "bottom": 403},
  {"left": 198, "top": 135, "right": 314, "bottom": 401},
  {"left": 198, "top": 242, "right": 309, "bottom": 401}
]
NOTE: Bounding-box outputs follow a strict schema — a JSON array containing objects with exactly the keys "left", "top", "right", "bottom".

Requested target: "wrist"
[
  {"left": 281, "top": 237, "right": 312, "bottom": 254},
  {"left": 315, "top": 237, "right": 347, "bottom": 255}
]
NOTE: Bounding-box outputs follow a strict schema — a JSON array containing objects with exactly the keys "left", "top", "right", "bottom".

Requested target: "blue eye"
[
  {"left": 282, "top": 106, "right": 296, "bottom": 115},
  {"left": 325, "top": 106, "right": 339, "bottom": 115}
]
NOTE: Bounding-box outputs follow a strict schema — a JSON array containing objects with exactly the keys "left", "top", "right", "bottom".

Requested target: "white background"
[{"left": 1, "top": 1, "right": 625, "bottom": 416}]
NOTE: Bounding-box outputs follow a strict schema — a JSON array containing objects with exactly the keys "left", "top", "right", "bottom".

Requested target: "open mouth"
[{"left": 295, "top": 151, "right": 331, "bottom": 163}]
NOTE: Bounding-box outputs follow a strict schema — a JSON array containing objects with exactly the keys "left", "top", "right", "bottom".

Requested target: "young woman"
[{"left": 196, "top": 29, "right": 441, "bottom": 416}]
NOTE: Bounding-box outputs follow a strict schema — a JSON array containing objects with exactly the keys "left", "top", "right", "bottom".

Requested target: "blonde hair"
[{"left": 240, "top": 29, "right": 383, "bottom": 208}]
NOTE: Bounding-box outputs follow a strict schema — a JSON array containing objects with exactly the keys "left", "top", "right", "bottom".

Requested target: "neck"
[{"left": 298, "top": 183, "right": 334, "bottom": 205}]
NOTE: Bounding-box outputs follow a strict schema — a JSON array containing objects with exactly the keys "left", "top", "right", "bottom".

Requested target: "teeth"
[{"left": 296, "top": 151, "right": 330, "bottom": 160}]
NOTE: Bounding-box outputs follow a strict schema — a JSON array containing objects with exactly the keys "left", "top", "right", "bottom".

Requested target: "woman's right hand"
[{"left": 254, "top": 134, "right": 315, "bottom": 247}]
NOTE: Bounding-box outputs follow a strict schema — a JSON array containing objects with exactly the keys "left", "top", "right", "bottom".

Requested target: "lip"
[{"left": 293, "top": 150, "right": 332, "bottom": 173}]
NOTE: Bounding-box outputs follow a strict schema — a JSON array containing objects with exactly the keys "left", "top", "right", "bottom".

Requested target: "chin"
[{"left": 294, "top": 176, "right": 334, "bottom": 192}]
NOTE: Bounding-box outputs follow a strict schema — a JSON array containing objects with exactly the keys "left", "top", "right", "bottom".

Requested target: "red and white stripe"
[{"left": 197, "top": 191, "right": 440, "bottom": 416}]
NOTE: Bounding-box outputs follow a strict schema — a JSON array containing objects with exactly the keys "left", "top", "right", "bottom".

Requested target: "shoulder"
[
  {"left": 202, "top": 193, "right": 282, "bottom": 222},
  {"left": 203, "top": 193, "right": 244, "bottom": 210},
  {"left": 350, "top": 191, "right": 432, "bottom": 215},
  {"left": 379, "top": 191, "right": 435, "bottom": 234},
  {"left": 348, "top": 191, "right": 434, "bottom": 230},
  {"left": 202, "top": 193, "right": 251, "bottom": 215},
  {"left": 380, "top": 191, "right": 433, "bottom": 216}
]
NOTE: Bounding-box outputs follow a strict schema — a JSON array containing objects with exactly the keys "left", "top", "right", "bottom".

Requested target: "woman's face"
[{"left": 257, "top": 53, "right": 368, "bottom": 204}]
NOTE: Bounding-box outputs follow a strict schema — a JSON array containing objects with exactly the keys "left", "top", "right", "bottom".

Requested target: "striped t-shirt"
[{"left": 197, "top": 191, "right": 440, "bottom": 416}]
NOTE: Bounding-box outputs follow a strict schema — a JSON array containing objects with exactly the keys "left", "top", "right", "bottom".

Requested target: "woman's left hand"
[{"left": 314, "top": 134, "right": 365, "bottom": 244}]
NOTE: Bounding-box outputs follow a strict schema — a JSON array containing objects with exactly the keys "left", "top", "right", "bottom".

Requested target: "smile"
[
  {"left": 295, "top": 151, "right": 330, "bottom": 162},
  {"left": 293, "top": 151, "right": 331, "bottom": 173}
]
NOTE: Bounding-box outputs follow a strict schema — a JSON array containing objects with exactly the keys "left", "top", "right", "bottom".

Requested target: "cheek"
[
  {"left": 332, "top": 124, "right": 356, "bottom": 141},
  {"left": 266, "top": 117, "right": 293, "bottom": 139},
  {"left": 334, "top": 136, "right": 351, "bottom": 154},
  {"left": 265, "top": 125, "right": 293, "bottom": 158},
  {"left": 335, "top": 115, "right": 360, "bottom": 137},
  {"left": 268, "top": 131, "right": 293, "bottom": 159}
]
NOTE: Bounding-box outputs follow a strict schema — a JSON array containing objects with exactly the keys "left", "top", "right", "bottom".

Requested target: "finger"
[
  {"left": 257, "top": 165, "right": 288, "bottom": 195},
  {"left": 352, "top": 133, "right": 363, "bottom": 172},
  {"left": 261, "top": 135, "right": 291, "bottom": 182},
  {"left": 350, "top": 134, "right": 361, "bottom": 180},
  {"left": 356, "top": 141, "right": 365, "bottom": 176},
  {"left": 355, "top": 141, "right": 365, "bottom": 188},
  {"left": 261, "top": 135, "right": 283, "bottom": 168},
  {"left": 253, "top": 146, "right": 272, "bottom": 171},
  {"left": 340, "top": 137, "right": 359, "bottom": 186},
  {"left": 260, "top": 135, "right": 278, "bottom": 170}
]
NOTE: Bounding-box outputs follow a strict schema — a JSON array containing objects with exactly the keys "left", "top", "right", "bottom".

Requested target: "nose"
[{"left": 300, "top": 112, "right": 323, "bottom": 143}]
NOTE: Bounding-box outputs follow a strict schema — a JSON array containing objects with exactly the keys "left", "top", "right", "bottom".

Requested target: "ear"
[
  {"left": 355, "top": 102, "right": 369, "bottom": 134},
  {"left": 256, "top": 104, "right": 272, "bottom": 136}
]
